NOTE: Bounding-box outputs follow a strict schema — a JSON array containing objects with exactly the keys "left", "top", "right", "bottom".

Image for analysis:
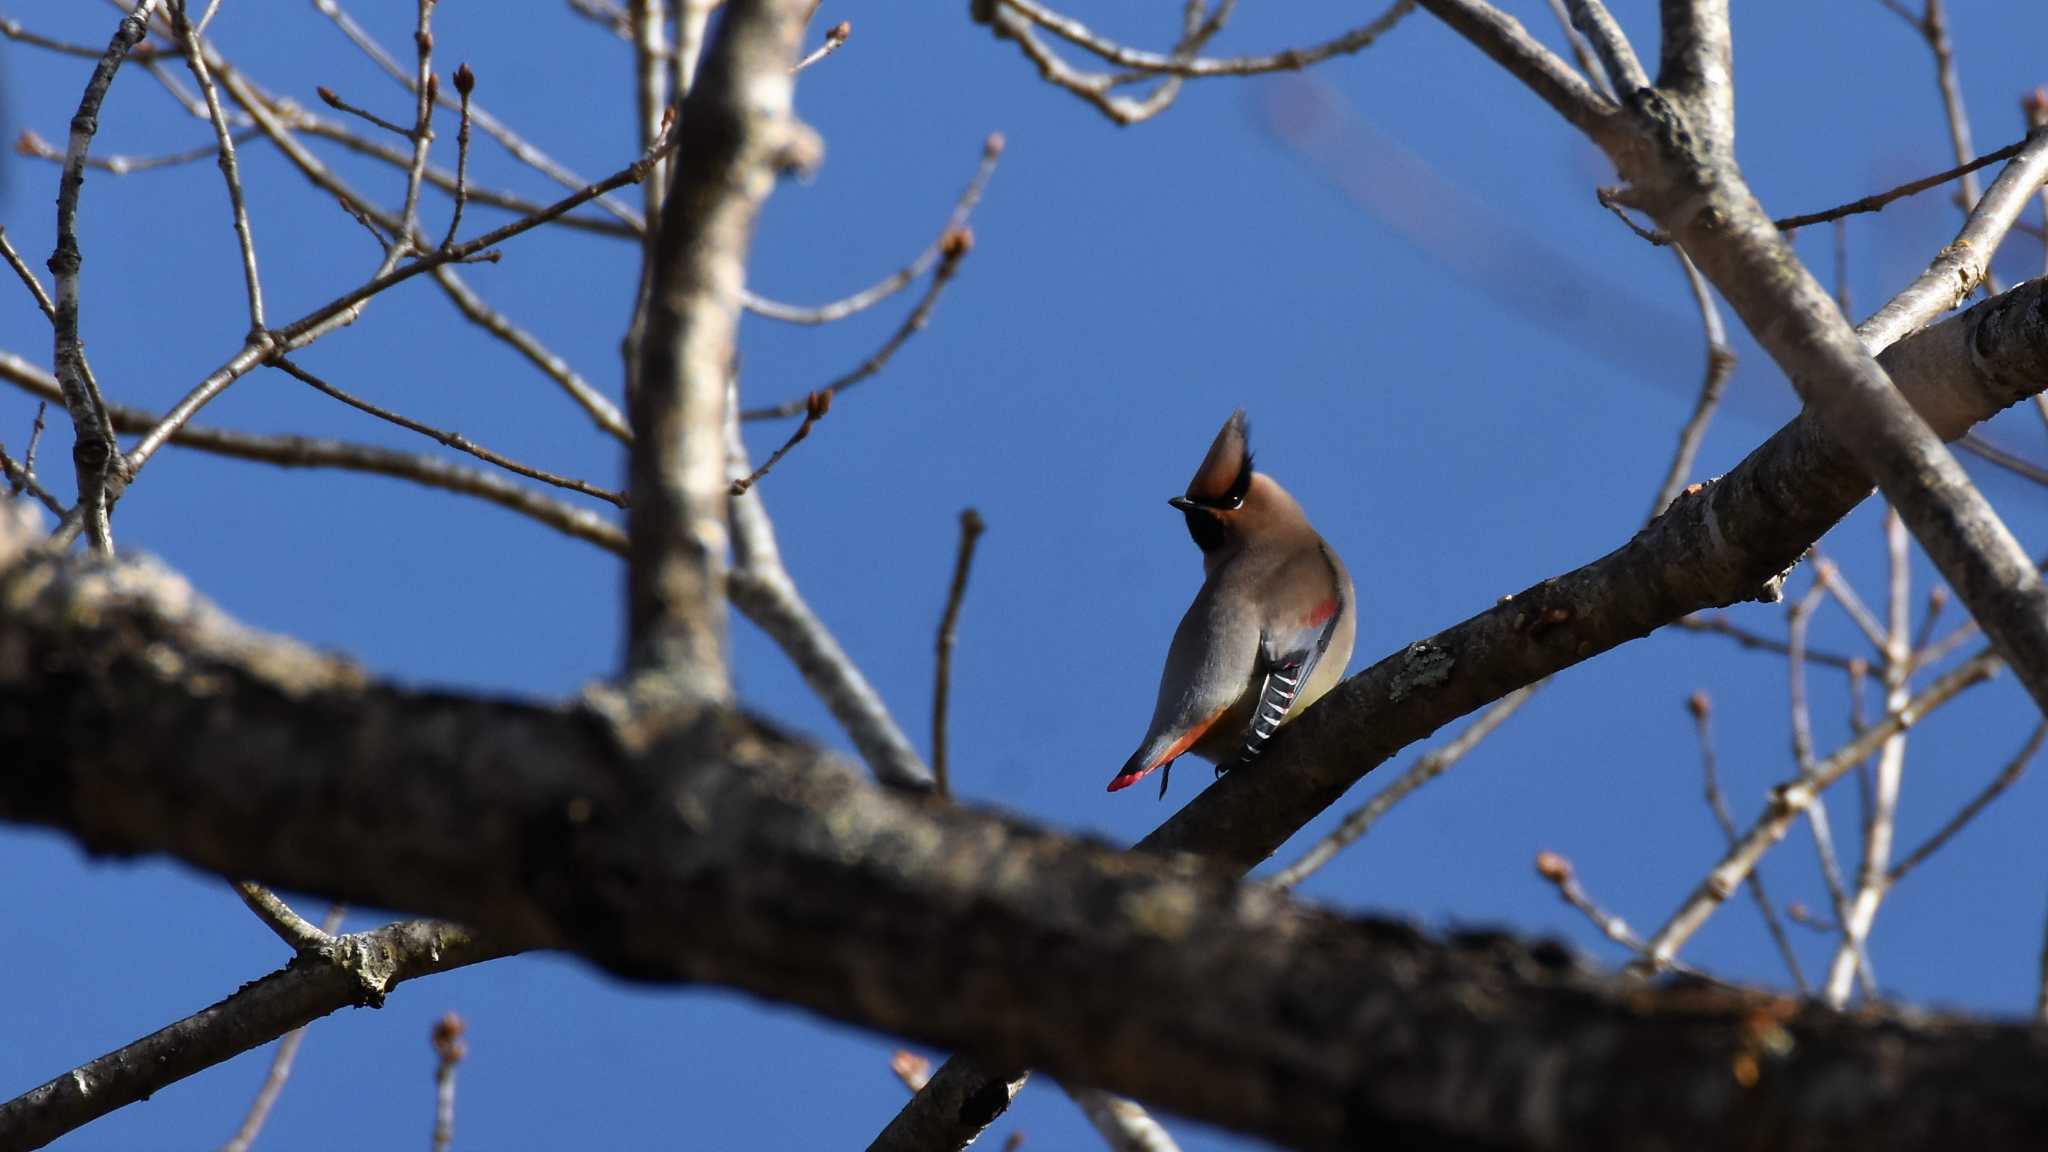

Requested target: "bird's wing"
[{"left": 1233, "top": 586, "right": 1345, "bottom": 768}]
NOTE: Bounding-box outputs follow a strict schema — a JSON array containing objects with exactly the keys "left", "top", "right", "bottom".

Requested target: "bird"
[{"left": 1110, "top": 410, "right": 1356, "bottom": 798}]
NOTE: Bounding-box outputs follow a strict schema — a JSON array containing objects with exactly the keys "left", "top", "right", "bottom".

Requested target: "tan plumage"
[{"left": 1110, "top": 411, "right": 1355, "bottom": 797}]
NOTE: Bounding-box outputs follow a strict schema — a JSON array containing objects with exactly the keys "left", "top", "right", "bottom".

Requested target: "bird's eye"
[{"left": 1224, "top": 496, "right": 1243, "bottom": 510}]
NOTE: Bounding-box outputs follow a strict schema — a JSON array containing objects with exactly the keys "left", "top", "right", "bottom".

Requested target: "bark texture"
[{"left": 7, "top": 501, "right": 2048, "bottom": 1152}]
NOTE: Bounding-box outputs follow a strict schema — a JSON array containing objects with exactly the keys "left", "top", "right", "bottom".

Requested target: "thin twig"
[
  {"left": 1789, "top": 575, "right": 1870, "bottom": 994},
  {"left": 1956, "top": 432, "right": 2048, "bottom": 489},
  {"left": 1856, "top": 124, "right": 2048, "bottom": 351},
  {"left": 1000, "top": 0, "right": 1414, "bottom": 78},
  {"left": 567, "top": 0, "right": 631, "bottom": 38},
  {"left": 219, "top": 904, "right": 348, "bottom": 1152},
  {"left": 50, "top": 3, "right": 161, "bottom": 552},
  {"left": 1673, "top": 614, "right": 1861, "bottom": 671},
  {"left": 1634, "top": 648, "right": 2003, "bottom": 975},
  {"left": 730, "top": 391, "right": 829, "bottom": 495},
  {"left": 627, "top": 0, "right": 669, "bottom": 222},
  {"left": 311, "top": 0, "right": 644, "bottom": 229},
  {"left": 272, "top": 358, "right": 625, "bottom": 506},
  {"left": 980, "top": 0, "right": 1232, "bottom": 126},
  {"left": 1889, "top": 721, "right": 2047, "bottom": 884},
  {"left": 210, "top": 64, "right": 634, "bottom": 443},
  {"left": 1823, "top": 510, "right": 1915, "bottom": 1005},
  {"left": 170, "top": 0, "right": 265, "bottom": 333},
  {"left": 1911, "top": 585, "right": 1950, "bottom": 656},
  {"left": 1802, "top": 799, "right": 1871, "bottom": 995},
  {"left": 1561, "top": 0, "right": 1644, "bottom": 93},
  {"left": 1065, "top": 1086, "right": 1184, "bottom": 1152},
  {"left": 742, "top": 229, "right": 973, "bottom": 420},
  {"left": 1533, "top": 852, "right": 1707, "bottom": 975},
  {"left": 932, "top": 508, "right": 986, "bottom": 799},
  {"left": 724, "top": 381, "right": 932, "bottom": 791},
  {"left": 0, "top": 15, "right": 170, "bottom": 58},
  {"left": 24, "top": 402, "right": 48, "bottom": 479},
  {"left": 441, "top": 65, "right": 475, "bottom": 249},
  {"left": 123, "top": 92, "right": 681, "bottom": 477},
  {"left": 890, "top": 1051, "right": 933, "bottom": 1094},
  {"left": 0, "top": 348, "right": 627, "bottom": 555},
  {"left": 747, "top": 132, "right": 1003, "bottom": 327},
  {"left": 1688, "top": 692, "right": 1807, "bottom": 993},
  {"left": 1771, "top": 138, "right": 2025, "bottom": 233},
  {"left": 232, "top": 882, "right": 334, "bottom": 953},
  {"left": 313, "top": 85, "right": 414, "bottom": 138},
  {"left": 429, "top": 1013, "right": 465, "bottom": 1152},
  {"left": 1271, "top": 686, "right": 1534, "bottom": 889},
  {"left": 265, "top": 100, "right": 634, "bottom": 238},
  {"left": 14, "top": 125, "right": 255, "bottom": 175},
  {"left": 390, "top": 0, "right": 437, "bottom": 268},
  {"left": 1810, "top": 551, "right": 1889, "bottom": 653},
  {"left": 1649, "top": 251, "right": 1732, "bottom": 517},
  {"left": 0, "top": 443, "right": 65, "bottom": 517},
  {"left": 794, "top": 19, "right": 850, "bottom": 72},
  {"left": 0, "top": 229, "right": 55, "bottom": 322},
  {"left": 1540, "top": 0, "right": 1611, "bottom": 99}
]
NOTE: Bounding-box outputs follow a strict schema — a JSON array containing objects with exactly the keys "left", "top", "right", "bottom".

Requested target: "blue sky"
[{"left": 5, "top": 2, "right": 2048, "bottom": 1149}]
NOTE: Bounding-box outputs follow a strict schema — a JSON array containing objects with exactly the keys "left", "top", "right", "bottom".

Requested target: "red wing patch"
[{"left": 1301, "top": 598, "right": 1339, "bottom": 628}]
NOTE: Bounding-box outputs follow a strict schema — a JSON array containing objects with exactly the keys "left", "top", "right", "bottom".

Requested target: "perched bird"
[{"left": 1110, "top": 411, "right": 1356, "bottom": 798}]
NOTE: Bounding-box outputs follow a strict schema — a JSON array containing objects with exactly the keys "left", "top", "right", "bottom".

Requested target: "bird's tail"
[{"left": 1106, "top": 753, "right": 1156, "bottom": 793}]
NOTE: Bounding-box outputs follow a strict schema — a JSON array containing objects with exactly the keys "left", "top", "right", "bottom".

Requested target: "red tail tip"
[{"left": 1106, "top": 768, "right": 1148, "bottom": 792}]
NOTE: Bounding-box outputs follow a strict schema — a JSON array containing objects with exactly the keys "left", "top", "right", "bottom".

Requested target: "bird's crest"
[{"left": 1184, "top": 409, "right": 1253, "bottom": 509}]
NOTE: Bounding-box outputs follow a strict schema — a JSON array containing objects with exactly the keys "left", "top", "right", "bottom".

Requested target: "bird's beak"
[{"left": 1167, "top": 496, "right": 1198, "bottom": 511}]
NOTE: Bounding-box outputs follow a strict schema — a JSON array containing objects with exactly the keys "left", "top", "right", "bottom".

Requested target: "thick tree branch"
[
  {"left": 625, "top": 0, "right": 813, "bottom": 699},
  {"left": 12, "top": 504, "right": 2048, "bottom": 1147},
  {"left": 873, "top": 272, "right": 2048, "bottom": 1151},
  {"left": 1425, "top": 0, "right": 2048, "bottom": 730},
  {"left": 9, "top": 507, "right": 2048, "bottom": 1152}
]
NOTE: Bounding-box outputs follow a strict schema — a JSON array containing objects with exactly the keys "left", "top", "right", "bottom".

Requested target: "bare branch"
[
  {"left": 1412, "top": 0, "right": 1617, "bottom": 140},
  {"left": 932, "top": 508, "right": 987, "bottom": 799},
  {"left": 1065, "top": 1087, "right": 1183, "bottom": 1152},
  {"left": 12, "top": 516, "right": 2048, "bottom": 1152},
  {"left": 15, "top": 124, "right": 250, "bottom": 176},
  {"left": 1674, "top": 613, "right": 1862, "bottom": 671},
  {"left": 725, "top": 389, "right": 932, "bottom": 790},
  {"left": 747, "top": 133, "right": 1002, "bottom": 327},
  {"left": 730, "top": 391, "right": 830, "bottom": 495},
  {"left": 314, "top": 84, "right": 415, "bottom": 140},
  {"left": 218, "top": 904, "right": 348, "bottom": 1152},
  {"left": 999, "top": 0, "right": 1414, "bottom": 78},
  {"left": 794, "top": 19, "right": 850, "bottom": 73},
  {"left": 1689, "top": 691, "right": 1807, "bottom": 993},
  {"left": 1772, "top": 137, "right": 2028, "bottom": 232},
  {"left": 0, "top": 917, "right": 501, "bottom": 1152},
  {"left": 429, "top": 1013, "right": 466, "bottom": 1152},
  {"left": 1562, "top": 0, "right": 1645, "bottom": 94},
  {"left": 1637, "top": 649, "right": 2001, "bottom": 974},
  {"left": 49, "top": 3, "right": 161, "bottom": 551},
  {"left": 874, "top": 272, "right": 2048, "bottom": 1152},
  {"left": 742, "top": 229, "right": 972, "bottom": 421},
  {"left": 1270, "top": 686, "right": 1533, "bottom": 890},
  {"left": 1648, "top": 250, "right": 1732, "bottom": 517},
  {"left": 0, "top": 350, "right": 627, "bottom": 556},
  {"left": 1857, "top": 127, "right": 2048, "bottom": 351},
  {"left": 1889, "top": 721, "right": 2047, "bottom": 884},
  {"left": 272, "top": 357, "right": 626, "bottom": 507},
  {"left": 311, "top": 0, "right": 644, "bottom": 230},
  {"left": 169, "top": 0, "right": 265, "bottom": 332},
  {"left": 0, "top": 441, "right": 64, "bottom": 518},
  {"left": 233, "top": 881, "right": 334, "bottom": 953},
  {"left": 625, "top": 0, "right": 813, "bottom": 699}
]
